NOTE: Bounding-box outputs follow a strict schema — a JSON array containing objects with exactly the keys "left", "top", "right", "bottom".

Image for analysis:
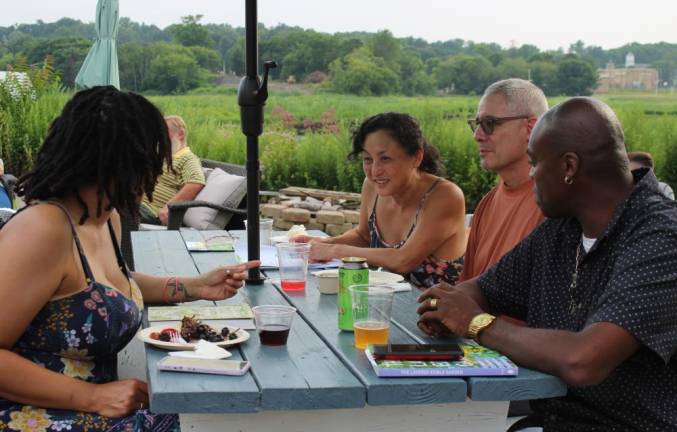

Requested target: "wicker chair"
[{"left": 120, "top": 159, "right": 249, "bottom": 270}]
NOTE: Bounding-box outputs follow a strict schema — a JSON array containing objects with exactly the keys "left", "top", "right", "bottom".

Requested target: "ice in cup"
[
  {"left": 349, "top": 284, "right": 395, "bottom": 349},
  {"left": 244, "top": 218, "right": 274, "bottom": 245},
  {"left": 252, "top": 305, "right": 297, "bottom": 346},
  {"left": 276, "top": 242, "right": 311, "bottom": 292}
]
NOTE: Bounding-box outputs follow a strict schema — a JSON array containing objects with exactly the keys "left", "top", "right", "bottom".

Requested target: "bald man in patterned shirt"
[{"left": 418, "top": 97, "right": 677, "bottom": 431}]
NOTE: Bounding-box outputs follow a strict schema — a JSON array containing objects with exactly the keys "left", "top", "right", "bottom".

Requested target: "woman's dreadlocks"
[{"left": 16, "top": 86, "right": 172, "bottom": 224}]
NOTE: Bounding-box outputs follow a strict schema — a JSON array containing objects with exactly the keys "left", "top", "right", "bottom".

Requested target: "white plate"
[
  {"left": 370, "top": 270, "right": 405, "bottom": 284},
  {"left": 271, "top": 232, "right": 311, "bottom": 244},
  {"left": 137, "top": 324, "right": 250, "bottom": 351},
  {"left": 271, "top": 235, "right": 290, "bottom": 244},
  {"left": 311, "top": 269, "right": 404, "bottom": 284}
]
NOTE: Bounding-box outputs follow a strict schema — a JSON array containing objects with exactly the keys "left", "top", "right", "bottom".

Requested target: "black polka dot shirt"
[{"left": 478, "top": 169, "right": 677, "bottom": 431}]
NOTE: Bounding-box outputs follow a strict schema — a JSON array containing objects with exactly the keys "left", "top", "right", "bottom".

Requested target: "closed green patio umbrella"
[{"left": 75, "top": 0, "right": 120, "bottom": 89}]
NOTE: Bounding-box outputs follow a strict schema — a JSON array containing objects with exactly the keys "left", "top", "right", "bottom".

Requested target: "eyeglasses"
[{"left": 467, "top": 115, "right": 530, "bottom": 135}]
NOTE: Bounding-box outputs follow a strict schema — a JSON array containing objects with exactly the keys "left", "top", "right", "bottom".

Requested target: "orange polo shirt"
[{"left": 460, "top": 178, "right": 544, "bottom": 282}]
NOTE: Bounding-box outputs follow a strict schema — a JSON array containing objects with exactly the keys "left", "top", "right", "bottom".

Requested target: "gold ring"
[{"left": 430, "top": 298, "right": 438, "bottom": 309}]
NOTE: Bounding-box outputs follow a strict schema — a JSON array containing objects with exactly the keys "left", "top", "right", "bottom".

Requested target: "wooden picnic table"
[{"left": 131, "top": 229, "right": 566, "bottom": 432}]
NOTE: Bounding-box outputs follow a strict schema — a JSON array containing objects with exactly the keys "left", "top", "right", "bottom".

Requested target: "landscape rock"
[
  {"left": 282, "top": 207, "right": 311, "bottom": 223},
  {"left": 342, "top": 210, "right": 360, "bottom": 224},
  {"left": 273, "top": 218, "right": 296, "bottom": 230},
  {"left": 325, "top": 223, "right": 344, "bottom": 236},
  {"left": 317, "top": 210, "right": 345, "bottom": 225},
  {"left": 260, "top": 204, "right": 286, "bottom": 219},
  {"left": 306, "top": 220, "right": 325, "bottom": 231}
]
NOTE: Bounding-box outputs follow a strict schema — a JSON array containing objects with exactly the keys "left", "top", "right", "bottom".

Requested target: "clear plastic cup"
[
  {"left": 349, "top": 284, "right": 395, "bottom": 349},
  {"left": 276, "top": 242, "right": 311, "bottom": 292},
  {"left": 244, "top": 218, "right": 274, "bottom": 245},
  {"left": 252, "top": 305, "right": 297, "bottom": 346}
]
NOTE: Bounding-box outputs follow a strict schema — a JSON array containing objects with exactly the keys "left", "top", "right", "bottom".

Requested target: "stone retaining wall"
[{"left": 260, "top": 194, "right": 361, "bottom": 236}]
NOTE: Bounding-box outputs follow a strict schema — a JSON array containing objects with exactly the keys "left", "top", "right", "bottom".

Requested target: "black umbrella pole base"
[{"left": 246, "top": 269, "right": 266, "bottom": 285}]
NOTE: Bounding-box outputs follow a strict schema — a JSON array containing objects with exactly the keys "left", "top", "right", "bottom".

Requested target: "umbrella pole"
[
  {"left": 239, "top": 0, "right": 276, "bottom": 284},
  {"left": 246, "top": 134, "right": 262, "bottom": 284}
]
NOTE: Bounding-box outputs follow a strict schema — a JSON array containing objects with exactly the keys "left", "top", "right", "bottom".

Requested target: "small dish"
[
  {"left": 369, "top": 270, "right": 405, "bottom": 284},
  {"left": 137, "top": 324, "right": 250, "bottom": 350},
  {"left": 311, "top": 269, "right": 404, "bottom": 294},
  {"left": 314, "top": 269, "right": 339, "bottom": 294},
  {"left": 271, "top": 235, "right": 289, "bottom": 244}
]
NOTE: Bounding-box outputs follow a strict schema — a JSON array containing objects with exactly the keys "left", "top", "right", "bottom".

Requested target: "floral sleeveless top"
[
  {"left": 0, "top": 203, "right": 177, "bottom": 432},
  {"left": 368, "top": 179, "right": 464, "bottom": 288}
]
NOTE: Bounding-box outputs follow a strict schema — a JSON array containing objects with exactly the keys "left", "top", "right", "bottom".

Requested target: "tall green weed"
[{"left": 0, "top": 58, "right": 66, "bottom": 176}]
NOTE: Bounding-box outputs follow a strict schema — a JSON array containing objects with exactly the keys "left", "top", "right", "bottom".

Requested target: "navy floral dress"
[
  {"left": 368, "top": 179, "right": 464, "bottom": 289},
  {"left": 0, "top": 203, "right": 178, "bottom": 432}
]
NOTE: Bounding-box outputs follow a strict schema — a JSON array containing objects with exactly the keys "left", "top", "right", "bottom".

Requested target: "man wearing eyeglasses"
[
  {"left": 419, "top": 97, "right": 677, "bottom": 432},
  {"left": 460, "top": 79, "right": 548, "bottom": 282}
]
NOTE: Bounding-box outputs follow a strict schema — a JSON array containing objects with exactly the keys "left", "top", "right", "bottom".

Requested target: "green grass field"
[
  {"left": 147, "top": 91, "right": 677, "bottom": 208},
  {"left": 3, "top": 89, "right": 677, "bottom": 210}
]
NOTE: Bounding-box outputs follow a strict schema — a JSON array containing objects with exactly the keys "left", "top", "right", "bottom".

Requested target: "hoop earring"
[{"left": 564, "top": 176, "right": 573, "bottom": 185}]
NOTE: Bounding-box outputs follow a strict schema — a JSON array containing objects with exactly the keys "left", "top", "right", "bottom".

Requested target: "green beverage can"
[{"left": 338, "top": 257, "right": 369, "bottom": 331}]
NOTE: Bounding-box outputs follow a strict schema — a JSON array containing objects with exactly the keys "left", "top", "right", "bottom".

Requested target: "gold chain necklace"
[{"left": 568, "top": 241, "right": 583, "bottom": 314}]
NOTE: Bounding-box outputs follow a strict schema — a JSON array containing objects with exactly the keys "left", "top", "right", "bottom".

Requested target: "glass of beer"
[{"left": 349, "top": 284, "right": 395, "bottom": 350}]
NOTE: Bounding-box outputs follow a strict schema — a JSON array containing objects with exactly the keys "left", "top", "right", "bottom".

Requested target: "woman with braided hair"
[{"left": 0, "top": 86, "right": 258, "bottom": 432}]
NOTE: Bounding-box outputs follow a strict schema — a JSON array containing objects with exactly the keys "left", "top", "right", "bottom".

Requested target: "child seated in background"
[{"left": 0, "top": 158, "right": 13, "bottom": 209}]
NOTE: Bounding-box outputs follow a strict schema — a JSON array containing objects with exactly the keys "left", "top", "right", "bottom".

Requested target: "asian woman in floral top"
[{"left": 0, "top": 87, "right": 259, "bottom": 432}]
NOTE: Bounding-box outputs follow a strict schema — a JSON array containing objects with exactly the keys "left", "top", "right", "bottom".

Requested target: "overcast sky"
[{"left": 2, "top": 0, "right": 676, "bottom": 50}]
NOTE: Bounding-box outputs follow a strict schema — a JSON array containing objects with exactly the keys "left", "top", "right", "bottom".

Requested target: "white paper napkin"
[
  {"left": 168, "top": 340, "right": 232, "bottom": 359},
  {"left": 392, "top": 282, "right": 413, "bottom": 293}
]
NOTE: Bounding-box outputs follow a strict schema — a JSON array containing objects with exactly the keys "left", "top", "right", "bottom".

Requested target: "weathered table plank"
[
  {"left": 282, "top": 229, "right": 565, "bottom": 402},
  {"left": 183, "top": 231, "right": 365, "bottom": 411},
  {"left": 133, "top": 230, "right": 261, "bottom": 413},
  {"left": 131, "top": 230, "right": 201, "bottom": 277},
  {"left": 263, "top": 269, "right": 468, "bottom": 405},
  {"left": 144, "top": 343, "right": 260, "bottom": 414},
  {"left": 132, "top": 229, "right": 566, "bottom": 420},
  {"left": 390, "top": 286, "right": 567, "bottom": 401}
]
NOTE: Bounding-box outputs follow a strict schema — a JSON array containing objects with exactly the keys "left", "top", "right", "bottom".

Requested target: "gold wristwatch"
[{"left": 467, "top": 313, "right": 496, "bottom": 341}]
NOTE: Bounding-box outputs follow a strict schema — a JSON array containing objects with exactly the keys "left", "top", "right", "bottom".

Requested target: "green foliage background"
[
  {"left": 5, "top": 87, "right": 674, "bottom": 211},
  {"left": 5, "top": 18, "right": 677, "bottom": 96}
]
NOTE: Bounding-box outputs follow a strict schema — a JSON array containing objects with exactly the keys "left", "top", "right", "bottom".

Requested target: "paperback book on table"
[
  {"left": 365, "top": 340, "right": 518, "bottom": 377},
  {"left": 185, "top": 239, "right": 234, "bottom": 252},
  {"left": 148, "top": 304, "right": 254, "bottom": 321}
]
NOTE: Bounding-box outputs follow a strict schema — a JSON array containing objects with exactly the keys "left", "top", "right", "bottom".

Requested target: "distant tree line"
[{"left": 2, "top": 16, "right": 677, "bottom": 96}]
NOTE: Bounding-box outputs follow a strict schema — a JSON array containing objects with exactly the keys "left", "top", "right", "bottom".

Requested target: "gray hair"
[{"left": 483, "top": 78, "right": 548, "bottom": 118}]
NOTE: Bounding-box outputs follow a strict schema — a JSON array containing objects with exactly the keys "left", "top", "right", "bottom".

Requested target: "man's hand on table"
[
  {"left": 416, "top": 284, "right": 484, "bottom": 338},
  {"left": 188, "top": 260, "right": 261, "bottom": 301}
]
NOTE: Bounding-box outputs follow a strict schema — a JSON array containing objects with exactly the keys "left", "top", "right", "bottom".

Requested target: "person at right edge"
[{"left": 418, "top": 97, "right": 677, "bottom": 431}]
